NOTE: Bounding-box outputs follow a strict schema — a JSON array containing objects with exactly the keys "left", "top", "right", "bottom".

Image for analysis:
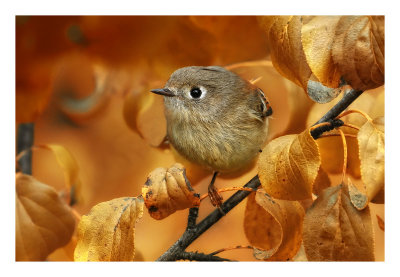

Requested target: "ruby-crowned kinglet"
[{"left": 151, "top": 66, "right": 272, "bottom": 206}]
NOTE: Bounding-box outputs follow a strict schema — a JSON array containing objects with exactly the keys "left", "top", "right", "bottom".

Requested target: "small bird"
[{"left": 151, "top": 66, "right": 272, "bottom": 207}]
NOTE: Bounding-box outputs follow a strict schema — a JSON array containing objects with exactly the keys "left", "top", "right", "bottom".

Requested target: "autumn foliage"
[{"left": 15, "top": 16, "right": 384, "bottom": 262}]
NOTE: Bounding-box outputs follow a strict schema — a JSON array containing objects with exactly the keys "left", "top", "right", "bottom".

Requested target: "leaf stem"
[
  {"left": 338, "top": 129, "right": 348, "bottom": 182},
  {"left": 209, "top": 245, "right": 253, "bottom": 256},
  {"left": 337, "top": 109, "right": 373, "bottom": 122}
]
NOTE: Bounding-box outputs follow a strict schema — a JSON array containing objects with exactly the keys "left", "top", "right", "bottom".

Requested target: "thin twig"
[
  {"left": 313, "top": 89, "right": 364, "bottom": 125},
  {"left": 209, "top": 245, "right": 253, "bottom": 256}
]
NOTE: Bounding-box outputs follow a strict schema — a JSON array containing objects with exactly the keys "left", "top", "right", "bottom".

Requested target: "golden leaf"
[
  {"left": 74, "top": 197, "right": 144, "bottom": 261},
  {"left": 358, "top": 117, "right": 385, "bottom": 202},
  {"left": 244, "top": 191, "right": 304, "bottom": 261},
  {"left": 312, "top": 167, "right": 331, "bottom": 196},
  {"left": 16, "top": 173, "right": 75, "bottom": 261},
  {"left": 301, "top": 16, "right": 342, "bottom": 88},
  {"left": 316, "top": 136, "right": 361, "bottom": 178},
  {"left": 259, "top": 16, "right": 384, "bottom": 101},
  {"left": 303, "top": 184, "right": 374, "bottom": 261},
  {"left": 332, "top": 16, "right": 384, "bottom": 91},
  {"left": 258, "top": 16, "right": 312, "bottom": 90},
  {"left": 142, "top": 163, "right": 200, "bottom": 220},
  {"left": 257, "top": 129, "right": 320, "bottom": 200},
  {"left": 38, "top": 144, "right": 83, "bottom": 204}
]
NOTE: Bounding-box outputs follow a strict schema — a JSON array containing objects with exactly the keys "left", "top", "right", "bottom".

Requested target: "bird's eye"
[{"left": 189, "top": 87, "right": 202, "bottom": 99}]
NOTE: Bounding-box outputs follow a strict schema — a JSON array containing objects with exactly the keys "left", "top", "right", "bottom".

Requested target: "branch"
[
  {"left": 313, "top": 89, "right": 364, "bottom": 125},
  {"left": 176, "top": 251, "right": 233, "bottom": 261},
  {"left": 157, "top": 88, "right": 364, "bottom": 262},
  {"left": 16, "top": 123, "right": 35, "bottom": 175}
]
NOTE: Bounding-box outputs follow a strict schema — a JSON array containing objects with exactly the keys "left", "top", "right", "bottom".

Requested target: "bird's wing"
[{"left": 255, "top": 88, "right": 273, "bottom": 118}]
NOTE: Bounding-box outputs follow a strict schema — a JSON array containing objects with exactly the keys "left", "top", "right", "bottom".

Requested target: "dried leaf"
[
  {"left": 258, "top": 16, "right": 312, "bottom": 90},
  {"left": 244, "top": 191, "right": 304, "bottom": 261},
  {"left": 306, "top": 79, "right": 343, "bottom": 104},
  {"left": 301, "top": 16, "right": 342, "bottom": 88},
  {"left": 332, "top": 16, "right": 384, "bottom": 91},
  {"left": 74, "top": 197, "right": 144, "bottom": 261},
  {"left": 260, "top": 16, "right": 384, "bottom": 101},
  {"left": 312, "top": 167, "right": 331, "bottom": 196},
  {"left": 123, "top": 86, "right": 167, "bottom": 147},
  {"left": 303, "top": 184, "right": 374, "bottom": 261},
  {"left": 142, "top": 163, "right": 200, "bottom": 220},
  {"left": 347, "top": 178, "right": 368, "bottom": 210},
  {"left": 39, "top": 144, "right": 83, "bottom": 204},
  {"left": 358, "top": 117, "right": 384, "bottom": 202},
  {"left": 315, "top": 136, "right": 361, "bottom": 178},
  {"left": 16, "top": 173, "right": 75, "bottom": 261},
  {"left": 258, "top": 129, "right": 320, "bottom": 200}
]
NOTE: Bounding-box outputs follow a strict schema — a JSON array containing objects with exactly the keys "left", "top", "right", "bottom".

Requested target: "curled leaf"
[
  {"left": 38, "top": 144, "right": 83, "bottom": 204},
  {"left": 123, "top": 86, "right": 167, "bottom": 147},
  {"left": 74, "top": 197, "right": 144, "bottom": 261},
  {"left": 358, "top": 117, "right": 385, "bottom": 202},
  {"left": 312, "top": 167, "right": 331, "bottom": 196},
  {"left": 244, "top": 191, "right": 304, "bottom": 261},
  {"left": 301, "top": 16, "right": 342, "bottom": 88},
  {"left": 258, "top": 16, "right": 312, "bottom": 90},
  {"left": 257, "top": 129, "right": 320, "bottom": 200},
  {"left": 303, "top": 184, "right": 374, "bottom": 261},
  {"left": 16, "top": 173, "right": 75, "bottom": 261},
  {"left": 142, "top": 163, "right": 200, "bottom": 220}
]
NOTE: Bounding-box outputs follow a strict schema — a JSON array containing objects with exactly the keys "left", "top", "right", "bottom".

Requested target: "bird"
[{"left": 151, "top": 66, "right": 272, "bottom": 208}]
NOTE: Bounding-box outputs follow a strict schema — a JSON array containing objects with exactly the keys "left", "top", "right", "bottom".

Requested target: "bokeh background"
[{"left": 16, "top": 16, "right": 384, "bottom": 261}]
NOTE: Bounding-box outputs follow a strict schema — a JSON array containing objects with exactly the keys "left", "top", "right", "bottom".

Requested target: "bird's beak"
[{"left": 150, "top": 88, "right": 175, "bottom": 97}]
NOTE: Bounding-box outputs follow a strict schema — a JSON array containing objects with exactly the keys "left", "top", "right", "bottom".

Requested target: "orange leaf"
[
  {"left": 74, "top": 197, "right": 144, "bottom": 261},
  {"left": 38, "top": 144, "right": 83, "bottom": 204},
  {"left": 16, "top": 173, "right": 75, "bottom": 261},
  {"left": 301, "top": 16, "right": 342, "bottom": 88},
  {"left": 303, "top": 184, "right": 374, "bottom": 261},
  {"left": 312, "top": 167, "right": 331, "bottom": 196},
  {"left": 142, "top": 163, "right": 200, "bottom": 220},
  {"left": 332, "top": 16, "right": 384, "bottom": 91},
  {"left": 358, "top": 117, "right": 385, "bottom": 202},
  {"left": 257, "top": 129, "right": 320, "bottom": 200},
  {"left": 258, "top": 16, "right": 312, "bottom": 91},
  {"left": 244, "top": 191, "right": 304, "bottom": 261}
]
